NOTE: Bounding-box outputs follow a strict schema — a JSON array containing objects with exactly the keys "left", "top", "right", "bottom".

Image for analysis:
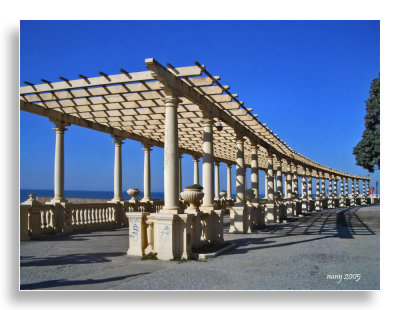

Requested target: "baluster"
[
  {"left": 79, "top": 208, "right": 83, "bottom": 225},
  {"left": 49, "top": 208, "right": 54, "bottom": 228},
  {"left": 90, "top": 208, "right": 94, "bottom": 225},
  {"left": 40, "top": 210, "right": 45, "bottom": 229}
]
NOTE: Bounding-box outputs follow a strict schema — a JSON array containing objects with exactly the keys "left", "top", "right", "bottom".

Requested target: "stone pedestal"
[
  {"left": 229, "top": 205, "right": 248, "bottom": 233},
  {"left": 126, "top": 212, "right": 150, "bottom": 257},
  {"left": 339, "top": 196, "right": 346, "bottom": 207},
  {"left": 20, "top": 205, "right": 30, "bottom": 241},
  {"left": 314, "top": 198, "right": 321, "bottom": 211},
  {"left": 46, "top": 201, "right": 74, "bottom": 233},
  {"left": 264, "top": 202, "right": 275, "bottom": 223},
  {"left": 21, "top": 195, "right": 43, "bottom": 238},
  {"left": 127, "top": 212, "right": 196, "bottom": 260},
  {"left": 185, "top": 209, "right": 203, "bottom": 248},
  {"left": 200, "top": 208, "right": 224, "bottom": 243},
  {"left": 286, "top": 200, "right": 293, "bottom": 216},
  {"left": 246, "top": 203, "right": 254, "bottom": 233},
  {"left": 301, "top": 198, "right": 308, "bottom": 214}
]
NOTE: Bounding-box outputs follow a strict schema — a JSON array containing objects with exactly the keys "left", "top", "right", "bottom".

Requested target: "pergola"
[
  {"left": 20, "top": 58, "right": 368, "bottom": 180},
  {"left": 20, "top": 58, "right": 373, "bottom": 259}
]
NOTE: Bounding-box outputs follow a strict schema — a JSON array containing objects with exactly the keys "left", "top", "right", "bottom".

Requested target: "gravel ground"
[{"left": 20, "top": 205, "right": 380, "bottom": 290}]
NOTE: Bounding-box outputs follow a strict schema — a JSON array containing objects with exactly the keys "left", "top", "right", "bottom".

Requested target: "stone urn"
[
  {"left": 273, "top": 192, "right": 282, "bottom": 201},
  {"left": 127, "top": 188, "right": 140, "bottom": 203},
  {"left": 180, "top": 188, "right": 204, "bottom": 212},
  {"left": 27, "top": 193, "right": 36, "bottom": 201},
  {"left": 219, "top": 190, "right": 227, "bottom": 199},
  {"left": 245, "top": 189, "right": 255, "bottom": 202}
]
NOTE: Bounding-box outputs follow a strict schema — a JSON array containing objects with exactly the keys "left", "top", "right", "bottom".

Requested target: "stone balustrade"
[{"left": 20, "top": 197, "right": 166, "bottom": 241}]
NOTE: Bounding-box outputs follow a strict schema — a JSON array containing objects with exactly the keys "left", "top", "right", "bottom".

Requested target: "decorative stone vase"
[
  {"left": 180, "top": 188, "right": 204, "bottom": 211},
  {"left": 273, "top": 192, "right": 281, "bottom": 201},
  {"left": 127, "top": 188, "right": 140, "bottom": 203},
  {"left": 245, "top": 189, "right": 255, "bottom": 202},
  {"left": 219, "top": 190, "right": 227, "bottom": 199},
  {"left": 28, "top": 193, "right": 36, "bottom": 201}
]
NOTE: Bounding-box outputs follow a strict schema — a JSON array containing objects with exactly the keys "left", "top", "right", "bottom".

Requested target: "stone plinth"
[
  {"left": 126, "top": 212, "right": 149, "bottom": 257},
  {"left": 229, "top": 205, "right": 248, "bottom": 233},
  {"left": 264, "top": 202, "right": 275, "bottom": 223}
]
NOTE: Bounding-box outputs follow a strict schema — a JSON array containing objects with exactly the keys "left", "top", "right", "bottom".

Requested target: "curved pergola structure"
[
  {"left": 20, "top": 58, "right": 374, "bottom": 259},
  {"left": 20, "top": 58, "right": 369, "bottom": 182}
]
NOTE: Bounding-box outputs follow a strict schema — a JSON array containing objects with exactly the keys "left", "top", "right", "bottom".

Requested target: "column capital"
[
  {"left": 200, "top": 108, "right": 214, "bottom": 125},
  {"left": 112, "top": 135, "right": 125, "bottom": 145},
  {"left": 215, "top": 161, "right": 220, "bottom": 166},
  {"left": 141, "top": 142, "right": 153, "bottom": 150},
  {"left": 193, "top": 155, "right": 200, "bottom": 162},
  {"left": 51, "top": 119, "right": 70, "bottom": 132},
  {"left": 161, "top": 93, "right": 182, "bottom": 106},
  {"left": 234, "top": 129, "right": 245, "bottom": 141}
]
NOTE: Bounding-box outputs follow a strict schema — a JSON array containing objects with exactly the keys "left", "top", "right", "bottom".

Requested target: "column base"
[
  {"left": 47, "top": 198, "right": 68, "bottom": 204},
  {"left": 264, "top": 202, "right": 275, "bottom": 223},
  {"left": 108, "top": 198, "right": 124, "bottom": 204},
  {"left": 229, "top": 204, "right": 248, "bottom": 233}
]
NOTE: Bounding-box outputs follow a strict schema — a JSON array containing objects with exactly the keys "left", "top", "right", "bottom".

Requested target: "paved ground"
[{"left": 20, "top": 205, "right": 380, "bottom": 290}]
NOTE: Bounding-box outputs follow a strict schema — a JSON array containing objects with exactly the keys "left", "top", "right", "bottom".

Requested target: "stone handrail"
[
  {"left": 20, "top": 198, "right": 167, "bottom": 241},
  {"left": 67, "top": 203, "right": 117, "bottom": 230}
]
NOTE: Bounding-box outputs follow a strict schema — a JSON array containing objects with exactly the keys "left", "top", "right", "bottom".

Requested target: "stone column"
[
  {"left": 264, "top": 156, "right": 275, "bottom": 223},
  {"left": 214, "top": 161, "right": 220, "bottom": 199},
  {"left": 201, "top": 110, "right": 215, "bottom": 210},
  {"left": 227, "top": 164, "right": 232, "bottom": 199},
  {"left": 340, "top": 178, "right": 345, "bottom": 207},
  {"left": 142, "top": 143, "right": 152, "bottom": 202},
  {"left": 51, "top": 120, "right": 69, "bottom": 203},
  {"left": 356, "top": 179, "right": 360, "bottom": 194},
  {"left": 329, "top": 177, "right": 333, "bottom": 197},
  {"left": 235, "top": 133, "right": 245, "bottom": 207},
  {"left": 286, "top": 172, "right": 292, "bottom": 198},
  {"left": 345, "top": 178, "right": 349, "bottom": 195},
  {"left": 111, "top": 135, "right": 125, "bottom": 202},
  {"left": 286, "top": 171, "right": 293, "bottom": 216},
  {"left": 315, "top": 177, "right": 321, "bottom": 210},
  {"left": 293, "top": 170, "right": 299, "bottom": 198},
  {"left": 341, "top": 178, "right": 345, "bottom": 196},
  {"left": 321, "top": 178, "right": 326, "bottom": 197},
  {"left": 351, "top": 179, "right": 355, "bottom": 194},
  {"left": 229, "top": 131, "right": 248, "bottom": 233},
  {"left": 251, "top": 142, "right": 262, "bottom": 227},
  {"left": 276, "top": 163, "right": 283, "bottom": 197},
  {"left": 334, "top": 178, "right": 338, "bottom": 195},
  {"left": 178, "top": 153, "right": 183, "bottom": 193},
  {"left": 250, "top": 143, "right": 259, "bottom": 200},
  {"left": 193, "top": 156, "right": 200, "bottom": 185},
  {"left": 307, "top": 176, "right": 312, "bottom": 199},
  {"left": 161, "top": 95, "right": 181, "bottom": 213},
  {"left": 302, "top": 175, "right": 307, "bottom": 198},
  {"left": 301, "top": 173, "right": 308, "bottom": 214}
]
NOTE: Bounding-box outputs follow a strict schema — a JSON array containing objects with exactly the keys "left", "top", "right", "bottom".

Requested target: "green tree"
[{"left": 353, "top": 75, "right": 380, "bottom": 173}]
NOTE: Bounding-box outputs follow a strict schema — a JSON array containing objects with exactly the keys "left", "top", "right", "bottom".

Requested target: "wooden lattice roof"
[{"left": 20, "top": 58, "right": 370, "bottom": 181}]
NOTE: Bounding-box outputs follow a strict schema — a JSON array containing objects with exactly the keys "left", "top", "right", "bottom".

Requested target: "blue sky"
[{"left": 20, "top": 20, "right": 380, "bottom": 195}]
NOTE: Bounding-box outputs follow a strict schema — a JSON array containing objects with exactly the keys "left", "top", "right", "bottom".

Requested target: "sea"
[
  {"left": 20, "top": 189, "right": 164, "bottom": 203},
  {"left": 20, "top": 189, "right": 318, "bottom": 203}
]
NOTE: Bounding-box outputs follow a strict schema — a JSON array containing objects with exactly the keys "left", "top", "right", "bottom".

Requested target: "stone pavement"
[{"left": 20, "top": 205, "right": 380, "bottom": 290}]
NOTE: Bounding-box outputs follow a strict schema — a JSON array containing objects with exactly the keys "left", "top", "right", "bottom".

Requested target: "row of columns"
[{"left": 48, "top": 98, "right": 371, "bottom": 212}]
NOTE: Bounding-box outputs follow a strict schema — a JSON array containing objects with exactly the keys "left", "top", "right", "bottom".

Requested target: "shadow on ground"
[
  {"left": 224, "top": 206, "right": 378, "bottom": 256},
  {"left": 20, "top": 273, "right": 149, "bottom": 290}
]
